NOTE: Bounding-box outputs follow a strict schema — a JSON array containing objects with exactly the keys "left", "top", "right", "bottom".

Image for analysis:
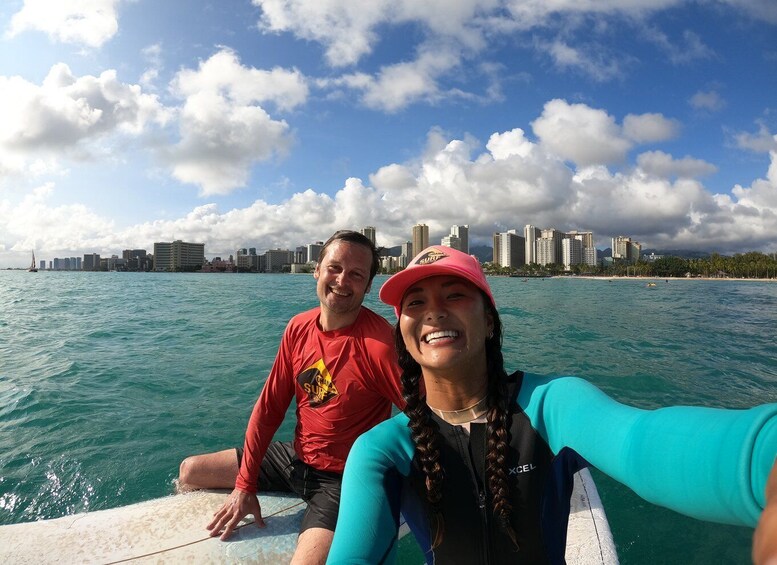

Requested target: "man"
[{"left": 177, "top": 230, "right": 403, "bottom": 564}]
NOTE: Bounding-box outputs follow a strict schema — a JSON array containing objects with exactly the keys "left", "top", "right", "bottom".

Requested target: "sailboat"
[{"left": 28, "top": 251, "right": 38, "bottom": 272}]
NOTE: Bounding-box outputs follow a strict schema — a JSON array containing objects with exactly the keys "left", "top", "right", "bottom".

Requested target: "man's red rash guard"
[{"left": 236, "top": 306, "right": 404, "bottom": 494}]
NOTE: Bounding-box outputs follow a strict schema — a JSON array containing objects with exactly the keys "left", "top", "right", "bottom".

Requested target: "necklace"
[{"left": 428, "top": 395, "right": 489, "bottom": 425}]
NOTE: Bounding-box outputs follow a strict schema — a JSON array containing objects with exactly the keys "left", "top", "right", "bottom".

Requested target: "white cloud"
[
  {"left": 735, "top": 124, "right": 777, "bottom": 154},
  {"left": 139, "top": 131, "right": 777, "bottom": 254},
  {"left": 326, "top": 44, "right": 462, "bottom": 112},
  {"left": 636, "top": 150, "right": 717, "bottom": 178},
  {"left": 0, "top": 63, "right": 169, "bottom": 178},
  {"left": 171, "top": 49, "right": 308, "bottom": 113},
  {"left": 623, "top": 113, "right": 680, "bottom": 143},
  {"left": 729, "top": 151, "right": 777, "bottom": 211},
  {"left": 164, "top": 49, "right": 309, "bottom": 195},
  {"left": 531, "top": 99, "right": 632, "bottom": 166},
  {"left": 535, "top": 39, "right": 623, "bottom": 82},
  {"left": 139, "top": 43, "right": 163, "bottom": 90},
  {"left": 3, "top": 114, "right": 777, "bottom": 267},
  {"left": 5, "top": 0, "right": 122, "bottom": 48},
  {"left": 690, "top": 90, "right": 725, "bottom": 112},
  {"left": 642, "top": 27, "right": 713, "bottom": 65},
  {"left": 1, "top": 183, "right": 115, "bottom": 254},
  {"left": 254, "top": 0, "right": 710, "bottom": 112},
  {"left": 720, "top": 0, "right": 777, "bottom": 25},
  {"left": 253, "top": 0, "right": 492, "bottom": 68}
]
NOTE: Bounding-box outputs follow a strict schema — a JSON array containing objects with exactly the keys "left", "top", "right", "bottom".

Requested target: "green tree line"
[{"left": 480, "top": 251, "right": 777, "bottom": 279}]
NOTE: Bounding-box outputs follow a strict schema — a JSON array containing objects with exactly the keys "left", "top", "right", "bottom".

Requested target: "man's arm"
[{"left": 207, "top": 318, "right": 299, "bottom": 540}]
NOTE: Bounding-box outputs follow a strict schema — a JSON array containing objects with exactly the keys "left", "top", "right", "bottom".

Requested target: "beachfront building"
[
  {"left": 567, "top": 230, "right": 597, "bottom": 267},
  {"left": 612, "top": 236, "right": 642, "bottom": 264},
  {"left": 493, "top": 229, "right": 525, "bottom": 269},
  {"left": 83, "top": 253, "right": 101, "bottom": 271},
  {"left": 236, "top": 248, "right": 261, "bottom": 271},
  {"left": 524, "top": 225, "right": 541, "bottom": 265},
  {"left": 562, "top": 237, "right": 583, "bottom": 270},
  {"left": 449, "top": 225, "right": 469, "bottom": 253},
  {"left": 412, "top": 224, "right": 429, "bottom": 259},
  {"left": 307, "top": 241, "right": 324, "bottom": 264},
  {"left": 122, "top": 249, "right": 150, "bottom": 271},
  {"left": 295, "top": 246, "right": 307, "bottom": 264},
  {"left": 535, "top": 228, "right": 564, "bottom": 266},
  {"left": 153, "top": 241, "right": 205, "bottom": 272},
  {"left": 440, "top": 234, "right": 461, "bottom": 251},
  {"left": 264, "top": 249, "right": 295, "bottom": 272},
  {"left": 360, "top": 226, "right": 376, "bottom": 245}
]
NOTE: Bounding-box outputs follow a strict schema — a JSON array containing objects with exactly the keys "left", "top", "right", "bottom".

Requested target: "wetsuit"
[{"left": 328, "top": 371, "right": 777, "bottom": 564}]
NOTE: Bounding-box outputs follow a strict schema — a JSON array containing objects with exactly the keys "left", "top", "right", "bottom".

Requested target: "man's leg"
[
  {"left": 288, "top": 464, "right": 342, "bottom": 564},
  {"left": 177, "top": 448, "right": 240, "bottom": 492},
  {"left": 291, "top": 528, "right": 334, "bottom": 565}
]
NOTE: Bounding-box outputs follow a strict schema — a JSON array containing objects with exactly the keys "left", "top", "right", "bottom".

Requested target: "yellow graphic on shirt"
[{"left": 297, "top": 358, "right": 339, "bottom": 407}]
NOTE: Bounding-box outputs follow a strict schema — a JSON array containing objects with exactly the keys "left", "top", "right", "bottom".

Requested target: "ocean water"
[{"left": 1, "top": 271, "right": 775, "bottom": 564}]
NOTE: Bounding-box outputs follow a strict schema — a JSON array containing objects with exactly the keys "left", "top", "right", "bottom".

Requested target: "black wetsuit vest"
[{"left": 402, "top": 371, "right": 587, "bottom": 564}]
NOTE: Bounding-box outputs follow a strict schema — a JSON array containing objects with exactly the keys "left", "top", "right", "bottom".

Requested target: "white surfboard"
[
  {"left": 567, "top": 468, "right": 619, "bottom": 564},
  {"left": 0, "top": 469, "right": 616, "bottom": 564}
]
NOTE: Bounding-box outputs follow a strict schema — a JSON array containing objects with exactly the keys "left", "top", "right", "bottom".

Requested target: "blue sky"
[{"left": 1, "top": 0, "right": 776, "bottom": 267}]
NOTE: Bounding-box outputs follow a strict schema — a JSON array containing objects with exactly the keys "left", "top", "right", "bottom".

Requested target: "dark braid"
[
  {"left": 484, "top": 301, "right": 519, "bottom": 549},
  {"left": 396, "top": 292, "right": 517, "bottom": 550},
  {"left": 396, "top": 329, "right": 446, "bottom": 547}
]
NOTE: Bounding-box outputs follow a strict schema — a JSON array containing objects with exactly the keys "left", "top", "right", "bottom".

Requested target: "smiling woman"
[{"left": 327, "top": 246, "right": 777, "bottom": 564}]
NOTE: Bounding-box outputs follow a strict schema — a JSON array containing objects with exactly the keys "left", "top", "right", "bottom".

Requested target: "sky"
[{"left": 1, "top": 0, "right": 776, "bottom": 268}]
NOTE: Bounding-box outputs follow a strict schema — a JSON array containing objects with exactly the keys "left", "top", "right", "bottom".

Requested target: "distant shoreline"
[{"left": 564, "top": 275, "right": 777, "bottom": 283}]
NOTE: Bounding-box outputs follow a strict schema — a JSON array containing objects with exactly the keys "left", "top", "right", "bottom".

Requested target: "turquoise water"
[{"left": 1, "top": 272, "right": 775, "bottom": 563}]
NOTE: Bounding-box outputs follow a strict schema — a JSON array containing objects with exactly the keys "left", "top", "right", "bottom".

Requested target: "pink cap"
[{"left": 379, "top": 246, "right": 495, "bottom": 317}]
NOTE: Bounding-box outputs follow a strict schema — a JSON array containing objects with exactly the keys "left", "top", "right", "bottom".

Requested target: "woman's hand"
[{"left": 753, "top": 459, "right": 777, "bottom": 565}]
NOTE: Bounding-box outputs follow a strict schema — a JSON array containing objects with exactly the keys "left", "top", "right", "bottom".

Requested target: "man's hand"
[
  {"left": 207, "top": 488, "right": 266, "bottom": 541},
  {"left": 753, "top": 459, "right": 777, "bottom": 565}
]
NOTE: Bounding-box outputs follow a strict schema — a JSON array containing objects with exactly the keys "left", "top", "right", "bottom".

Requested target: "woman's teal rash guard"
[{"left": 327, "top": 372, "right": 777, "bottom": 564}]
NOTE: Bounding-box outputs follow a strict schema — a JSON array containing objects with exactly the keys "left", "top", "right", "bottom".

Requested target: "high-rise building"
[
  {"left": 450, "top": 225, "right": 469, "bottom": 253},
  {"left": 264, "top": 249, "right": 295, "bottom": 272},
  {"left": 401, "top": 241, "right": 413, "bottom": 260},
  {"left": 612, "top": 236, "right": 641, "bottom": 263},
  {"left": 153, "top": 240, "right": 205, "bottom": 271},
  {"left": 562, "top": 237, "right": 583, "bottom": 269},
  {"left": 307, "top": 241, "right": 324, "bottom": 264},
  {"left": 440, "top": 234, "right": 461, "bottom": 250},
  {"left": 566, "top": 230, "right": 597, "bottom": 267},
  {"left": 122, "top": 249, "right": 148, "bottom": 271},
  {"left": 412, "top": 224, "right": 429, "bottom": 258},
  {"left": 83, "top": 253, "right": 101, "bottom": 271},
  {"left": 360, "top": 226, "right": 376, "bottom": 245},
  {"left": 524, "top": 225, "right": 541, "bottom": 265},
  {"left": 493, "top": 230, "right": 525, "bottom": 268},
  {"left": 537, "top": 228, "right": 564, "bottom": 266}
]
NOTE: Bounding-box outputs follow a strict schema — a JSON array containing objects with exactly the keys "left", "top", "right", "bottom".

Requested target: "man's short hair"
[{"left": 318, "top": 230, "right": 380, "bottom": 283}]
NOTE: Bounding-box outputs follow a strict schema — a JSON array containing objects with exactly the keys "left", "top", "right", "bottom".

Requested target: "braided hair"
[{"left": 397, "top": 292, "right": 518, "bottom": 549}]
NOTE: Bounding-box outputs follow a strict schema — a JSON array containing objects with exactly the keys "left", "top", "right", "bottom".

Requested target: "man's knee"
[{"left": 177, "top": 455, "right": 199, "bottom": 491}]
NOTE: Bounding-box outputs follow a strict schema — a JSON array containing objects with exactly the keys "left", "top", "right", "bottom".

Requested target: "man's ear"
[{"left": 313, "top": 263, "right": 320, "bottom": 279}]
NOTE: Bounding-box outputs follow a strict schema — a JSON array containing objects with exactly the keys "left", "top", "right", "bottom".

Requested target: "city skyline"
[{"left": 2, "top": 1, "right": 777, "bottom": 268}]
